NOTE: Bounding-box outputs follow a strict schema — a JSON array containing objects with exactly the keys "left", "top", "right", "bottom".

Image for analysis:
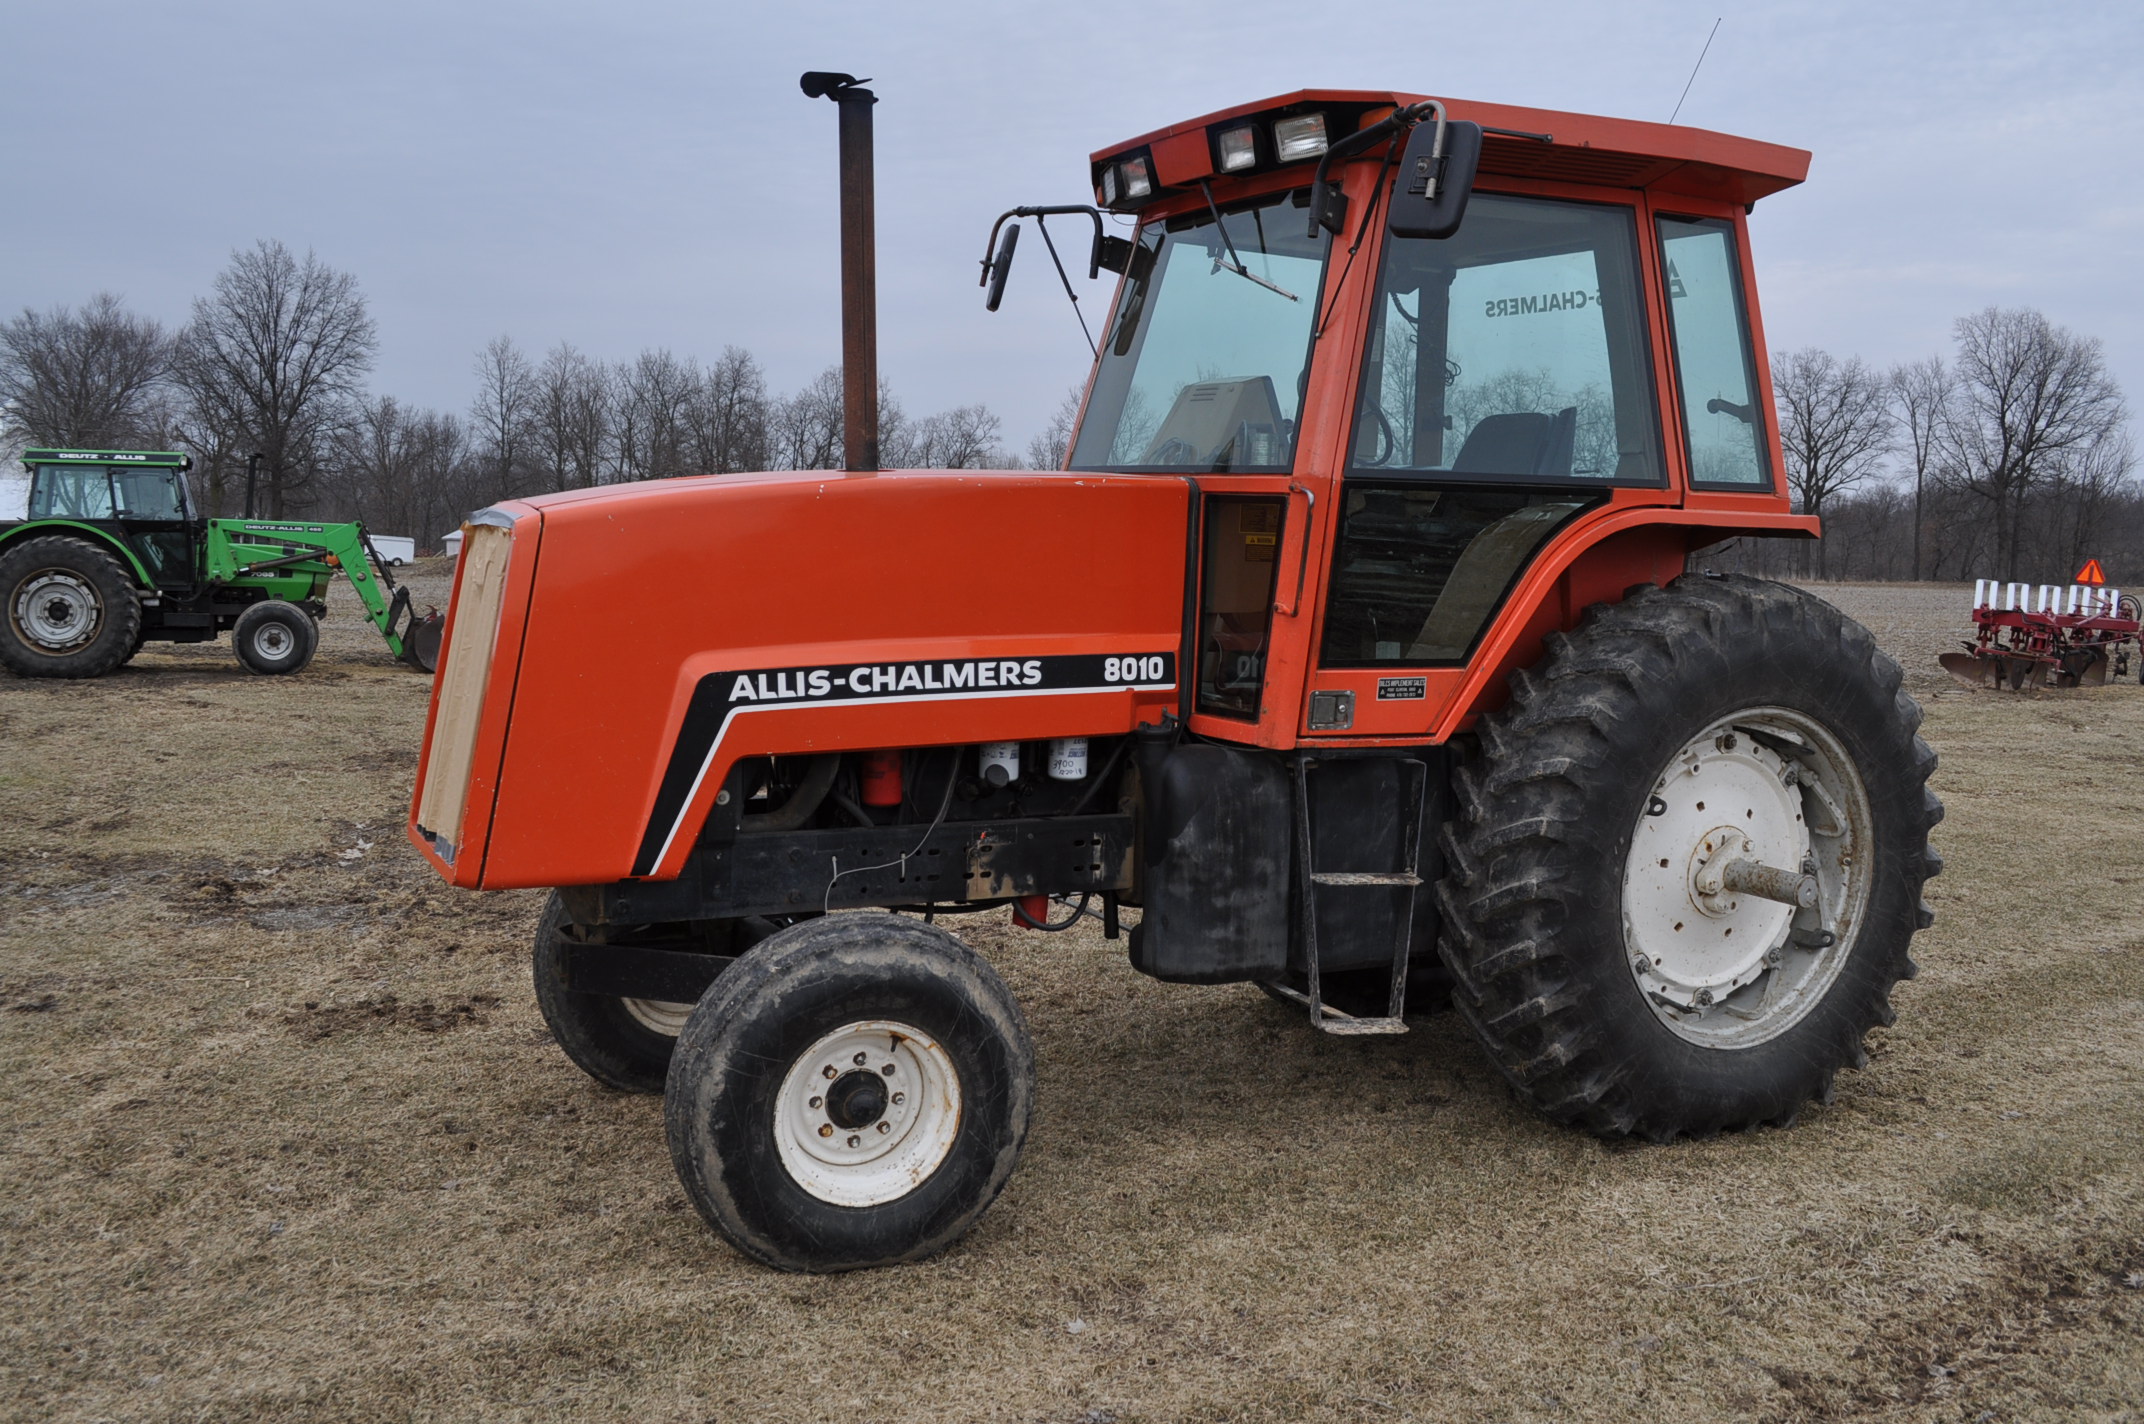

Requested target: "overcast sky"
[{"left": 5, "top": 0, "right": 2139, "bottom": 454}]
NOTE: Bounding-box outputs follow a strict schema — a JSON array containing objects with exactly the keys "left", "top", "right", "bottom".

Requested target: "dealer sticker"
[{"left": 1377, "top": 676, "right": 1427, "bottom": 700}]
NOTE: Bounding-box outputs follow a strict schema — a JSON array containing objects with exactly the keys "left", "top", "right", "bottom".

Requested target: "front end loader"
[{"left": 408, "top": 81, "right": 1942, "bottom": 1272}]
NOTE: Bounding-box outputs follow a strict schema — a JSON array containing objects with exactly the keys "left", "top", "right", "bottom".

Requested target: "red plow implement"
[{"left": 1941, "top": 579, "right": 2141, "bottom": 690}]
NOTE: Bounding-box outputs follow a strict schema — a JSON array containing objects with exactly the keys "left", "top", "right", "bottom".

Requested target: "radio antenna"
[{"left": 1668, "top": 17, "right": 1722, "bottom": 125}]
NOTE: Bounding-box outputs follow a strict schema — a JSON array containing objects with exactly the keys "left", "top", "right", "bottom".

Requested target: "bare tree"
[
  {"left": 173, "top": 241, "right": 376, "bottom": 515},
  {"left": 1887, "top": 356, "right": 1954, "bottom": 581},
  {"left": 613, "top": 349, "right": 698, "bottom": 480},
  {"left": 0, "top": 292, "right": 174, "bottom": 447},
  {"left": 772, "top": 366, "right": 847, "bottom": 470},
  {"left": 334, "top": 396, "right": 467, "bottom": 547},
  {"left": 529, "top": 342, "right": 610, "bottom": 492},
  {"left": 1945, "top": 307, "right": 2128, "bottom": 582},
  {"left": 469, "top": 335, "right": 534, "bottom": 503},
  {"left": 1026, "top": 385, "right": 1084, "bottom": 471},
  {"left": 690, "top": 346, "right": 770, "bottom": 473},
  {"left": 1772, "top": 348, "right": 1892, "bottom": 577},
  {"left": 896, "top": 403, "right": 1010, "bottom": 469}
]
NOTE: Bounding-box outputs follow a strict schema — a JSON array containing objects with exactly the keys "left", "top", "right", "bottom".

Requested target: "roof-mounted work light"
[
  {"left": 1272, "top": 113, "right": 1329, "bottom": 162},
  {"left": 1215, "top": 125, "right": 1258, "bottom": 172}
]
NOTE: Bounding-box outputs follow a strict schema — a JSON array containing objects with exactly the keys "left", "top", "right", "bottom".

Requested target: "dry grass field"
[{"left": 3, "top": 573, "right": 2141, "bottom": 1423}]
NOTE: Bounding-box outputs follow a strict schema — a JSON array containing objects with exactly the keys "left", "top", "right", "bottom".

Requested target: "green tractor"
[{"left": 0, "top": 448, "right": 443, "bottom": 679}]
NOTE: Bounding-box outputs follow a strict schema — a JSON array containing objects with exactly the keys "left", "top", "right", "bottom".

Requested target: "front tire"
[
  {"left": 531, "top": 893, "right": 694, "bottom": 1094},
  {"left": 1438, "top": 576, "right": 1942, "bottom": 1141},
  {"left": 0, "top": 536, "right": 142, "bottom": 679},
  {"left": 232, "top": 601, "right": 318, "bottom": 675},
  {"left": 665, "top": 914, "right": 1035, "bottom": 1272}
]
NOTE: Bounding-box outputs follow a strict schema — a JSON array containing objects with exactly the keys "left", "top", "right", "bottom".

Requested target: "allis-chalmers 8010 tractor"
[{"left": 407, "top": 78, "right": 1941, "bottom": 1272}]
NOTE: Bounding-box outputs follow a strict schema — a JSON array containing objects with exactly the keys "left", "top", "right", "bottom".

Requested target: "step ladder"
[{"left": 1267, "top": 755, "right": 1428, "bottom": 1036}]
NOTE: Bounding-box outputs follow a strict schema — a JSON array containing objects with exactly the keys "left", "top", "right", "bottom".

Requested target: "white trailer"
[{"left": 369, "top": 535, "right": 417, "bottom": 566}]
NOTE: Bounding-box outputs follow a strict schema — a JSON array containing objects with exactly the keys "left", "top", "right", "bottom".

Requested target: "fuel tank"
[{"left": 408, "top": 469, "right": 1191, "bottom": 890}]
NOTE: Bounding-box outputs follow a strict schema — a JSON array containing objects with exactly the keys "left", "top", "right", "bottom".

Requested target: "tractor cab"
[
  {"left": 20, "top": 449, "right": 199, "bottom": 591},
  {"left": 1000, "top": 91, "right": 1815, "bottom": 749}
]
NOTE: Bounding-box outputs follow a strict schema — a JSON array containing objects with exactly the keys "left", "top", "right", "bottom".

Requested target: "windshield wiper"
[{"left": 1199, "top": 181, "right": 1298, "bottom": 302}]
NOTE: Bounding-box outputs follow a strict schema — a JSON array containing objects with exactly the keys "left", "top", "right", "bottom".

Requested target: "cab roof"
[
  {"left": 1093, "top": 88, "right": 1810, "bottom": 209},
  {"left": 23, "top": 448, "right": 191, "bottom": 470}
]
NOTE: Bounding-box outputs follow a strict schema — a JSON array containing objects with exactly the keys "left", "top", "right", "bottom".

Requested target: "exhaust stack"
[{"left": 801, "top": 71, "right": 879, "bottom": 473}]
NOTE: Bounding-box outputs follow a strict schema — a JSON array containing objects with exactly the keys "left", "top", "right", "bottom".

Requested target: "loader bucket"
[{"left": 404, "top": 612, "right": 445, "bottom": 674}]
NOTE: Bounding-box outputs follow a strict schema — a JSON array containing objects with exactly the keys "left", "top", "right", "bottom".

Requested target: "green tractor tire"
[{"left": 0, "top": 535, "right": 144, "bottom": 679}]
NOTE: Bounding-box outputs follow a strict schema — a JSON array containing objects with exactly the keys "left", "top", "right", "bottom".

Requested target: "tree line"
[
  {"left": 1735, "top": 306, "right": 2137, "bottom": 584},
  {"left": 0, "top": 241, "right": 1081, "bottom": 548},
  {"left": 7, "top": 246, "right": 2133, "bottom": 583}
]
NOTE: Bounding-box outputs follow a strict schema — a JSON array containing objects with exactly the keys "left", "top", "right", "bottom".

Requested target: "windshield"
[{"left": 1070, "top": 189, "right": 1330, "bottom": 472}]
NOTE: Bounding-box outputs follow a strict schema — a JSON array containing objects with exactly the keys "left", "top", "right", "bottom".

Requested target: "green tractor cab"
[{"left": 0, "top": 448, "right": 443, "bottom": 679}]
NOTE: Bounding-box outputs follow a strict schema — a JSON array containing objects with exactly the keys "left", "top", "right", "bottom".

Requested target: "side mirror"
[
  {"left": 984, "top": 222, "right": 1020, "bottom": 311},
  {"left": 1387, "top": 119, "right": 1482, "bottom": 240}
]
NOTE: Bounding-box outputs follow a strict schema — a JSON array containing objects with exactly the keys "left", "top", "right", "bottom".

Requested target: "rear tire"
[
  {"left": 232, "top": 601, "right": 317, "bottom": 675},
  {"left": 665, "top": 913, "right": 1034, "bottom": 1272},
  {"left": 0, "top": 536, "right": 142, "bottom": 679},
  {"left": 1438, "top": 576, "right": 1942, "bottom": 1141},
  {"left": 531, "top": 893, "right": 693, "bottom": 1094}
]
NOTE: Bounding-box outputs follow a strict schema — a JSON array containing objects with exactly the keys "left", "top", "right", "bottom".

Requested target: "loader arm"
[{"left": 205, "top": 518, "right": 437, "bottom": 664}]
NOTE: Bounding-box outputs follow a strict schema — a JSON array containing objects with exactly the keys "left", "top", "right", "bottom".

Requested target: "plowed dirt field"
[{"left": 3, "top": 575, "right": 2140, "bottom": 1423}]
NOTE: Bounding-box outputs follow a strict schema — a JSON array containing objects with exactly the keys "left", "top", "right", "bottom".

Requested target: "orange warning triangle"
[{"left": 2077, "top": 558, "right": 2107, "bottom": 585}]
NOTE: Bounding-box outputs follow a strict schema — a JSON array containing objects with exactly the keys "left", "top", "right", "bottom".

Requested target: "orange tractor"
[{"left": 408, "top": 77, "right": 1942, "bottom": 1272}]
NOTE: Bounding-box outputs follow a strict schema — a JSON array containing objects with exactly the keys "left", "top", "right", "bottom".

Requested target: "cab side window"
[
  {"left": 1657, "top": 216, "right": 1771, "bottom": 488},
  {"left": 28, "top": 468, "right": 115, "bottom": 520}
]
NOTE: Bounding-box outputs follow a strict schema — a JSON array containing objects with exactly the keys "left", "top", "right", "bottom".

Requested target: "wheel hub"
[
  {"left": 1622, "top": 711, "right": 1872, "bottom": 1047},
  {"left": 15, "top": 573, "right": 100, "bottom": 650},
  {"left": 774, "top": 1020, "right": 962, "bottom": 1207}
]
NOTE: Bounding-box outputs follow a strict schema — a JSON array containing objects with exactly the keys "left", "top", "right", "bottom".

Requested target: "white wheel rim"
[
  {"left": 15, "top": 572, "right": 101, "bottom": 650},
  {"left": 255, "top": 622, "right": 293, "bottom": 658},
  {"left": 773, "top": 1019, "right": 962, "bottom": 1207},
  {"left": 1622, "top": 708, "right": 1873, "bottom": 1049},
  {"left": 620, "top": 997, "right": 693, "bottom": 1036}
]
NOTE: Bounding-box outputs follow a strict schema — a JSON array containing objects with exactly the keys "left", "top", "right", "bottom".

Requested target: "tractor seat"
[{"left": 1452, "top": 408, "right": 1577, "bottom": 478}]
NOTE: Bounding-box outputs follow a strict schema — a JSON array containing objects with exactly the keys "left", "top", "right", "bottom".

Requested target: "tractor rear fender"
[
  {"left": 1294, "top": 504, "right": 1820, "bottom": 744},
  {"left": 408, "top": 470, "right": 1192, "bottom": 890},
  {"left": 1438, "top": 507, "right": 1821, "bottom": 736},
  {"left": 0, "top": 521, "right": 154, "bottom": 587}
]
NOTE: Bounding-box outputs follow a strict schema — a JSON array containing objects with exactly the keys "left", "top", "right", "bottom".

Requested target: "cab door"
[{"left": 1299, "top": 185, "right": 1675, "bottom": 740}]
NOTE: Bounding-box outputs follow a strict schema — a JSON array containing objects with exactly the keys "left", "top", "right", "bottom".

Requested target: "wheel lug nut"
[
  {"left": 892, "top": 1092, "right": 905, "bottom": 1105},
  {"left": 822, "top": 1065, "right": 837, "bottom": 1080},
  {"left": 846, "top": 1135, "right": 861, "bottom": 1148},
  {"left": 809, "top": 1096, "right": 823, "bottom": 1109},
  {"left": 876, "top": 1122, "right": 891, "bottom": 1134},
  {"left": 853, "top": 1052, "right": 868, "bottom": 1065},
  {"left": 818, "top": 1124, "right": 834, "bottom": 1138},
  {"left": 881, "top": 1063, "right": 895, "bottom": 1075}
]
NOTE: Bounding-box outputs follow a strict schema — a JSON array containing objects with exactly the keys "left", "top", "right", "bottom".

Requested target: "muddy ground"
[{"left": 2, "top": 574, "right": 2140, "bottom": 1423}]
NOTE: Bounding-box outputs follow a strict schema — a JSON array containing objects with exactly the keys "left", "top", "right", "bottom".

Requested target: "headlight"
[
  {"left": 1120, "top": 157, "right": 1153, "bottom": 199},
  {"left": 1215, "top": 125, "right": 1258, "bottom": 172},
  {"left": 1273, "top": 113, "right": 1329, "bottom": 162}
]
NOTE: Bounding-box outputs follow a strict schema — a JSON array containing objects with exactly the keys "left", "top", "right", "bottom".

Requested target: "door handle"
[{"left": 1271, "top": 481, "right": 1316, "bottom": 617}]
